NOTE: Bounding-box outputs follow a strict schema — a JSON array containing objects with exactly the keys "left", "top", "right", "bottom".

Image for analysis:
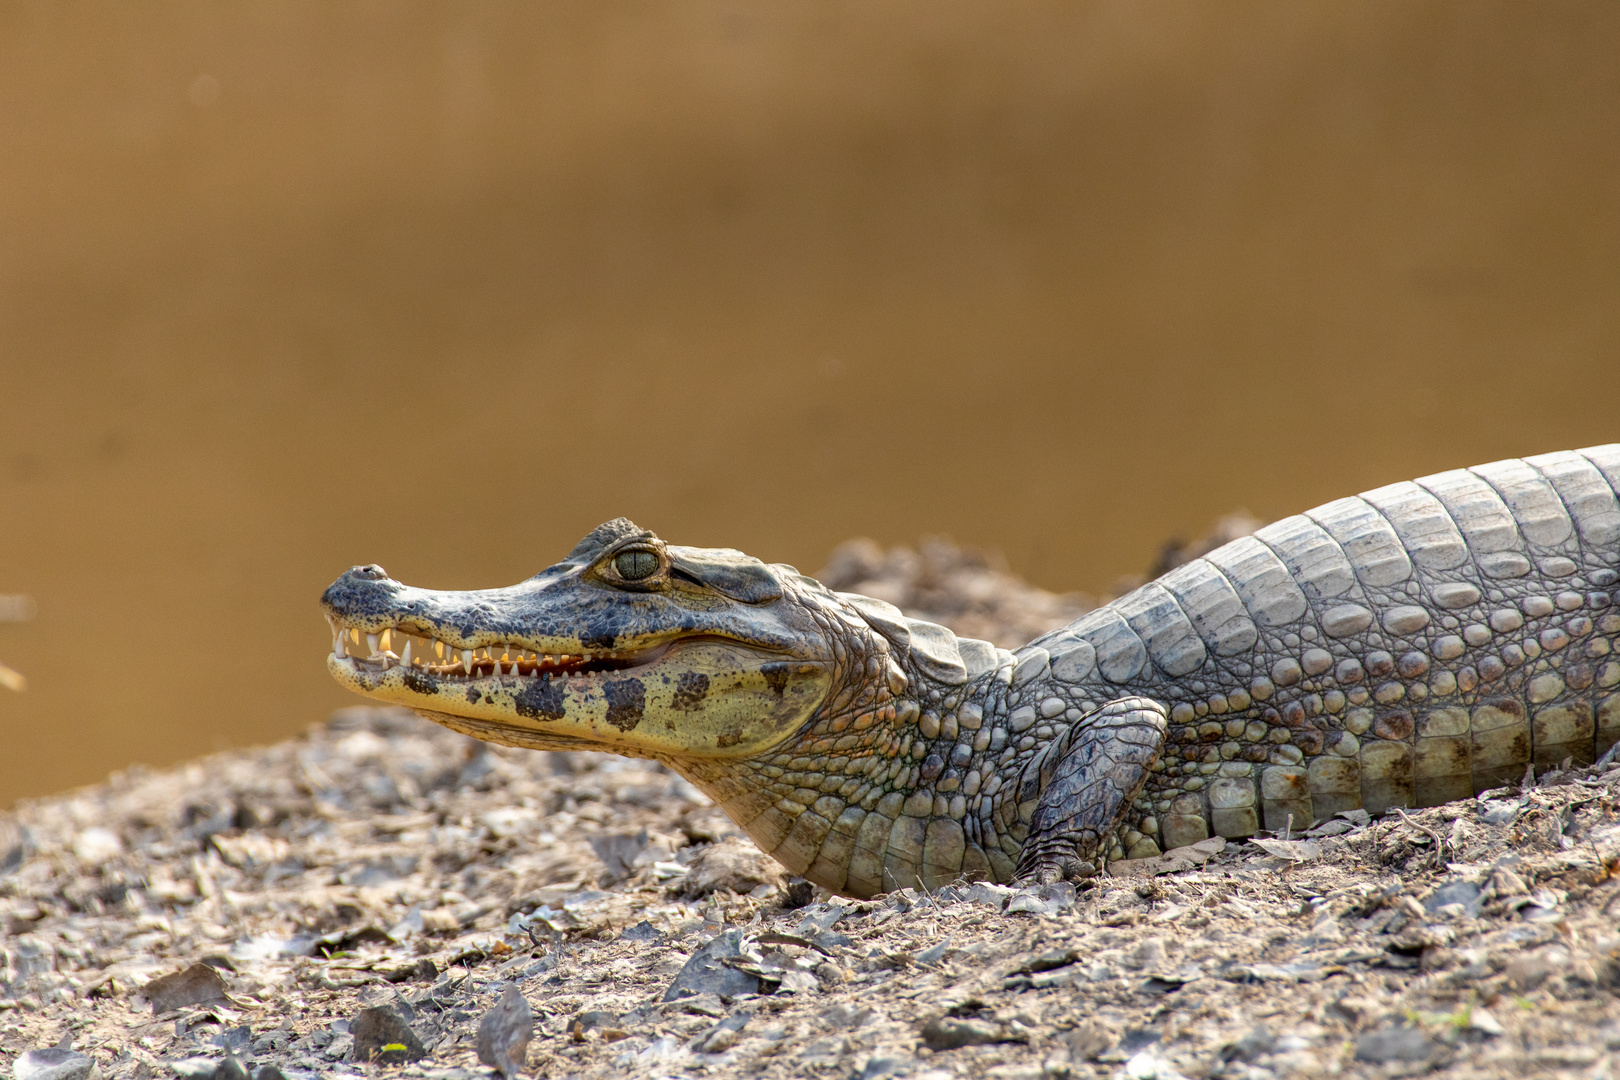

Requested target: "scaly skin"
[{"left": 322, "top": 446, "right": 1620, "bottom": 897}]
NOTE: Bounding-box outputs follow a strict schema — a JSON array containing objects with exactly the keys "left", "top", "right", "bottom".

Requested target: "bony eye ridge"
[{"left": 615, "top": 549, "right": 659, "bottom": 580}]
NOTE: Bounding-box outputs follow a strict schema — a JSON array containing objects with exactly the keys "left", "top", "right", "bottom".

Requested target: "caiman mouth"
[{"left": 324, "top": 618, "right": 669, "bottom": 683}]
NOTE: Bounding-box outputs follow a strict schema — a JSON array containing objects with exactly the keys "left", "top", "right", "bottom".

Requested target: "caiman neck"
[{"left": 676, "top": 648, "right": 1018, "bottom": 895}]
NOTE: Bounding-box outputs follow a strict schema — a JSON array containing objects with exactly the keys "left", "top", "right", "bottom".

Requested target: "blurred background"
[{"left": 1, "top": 2, "right": 1617, "bottom": 805}]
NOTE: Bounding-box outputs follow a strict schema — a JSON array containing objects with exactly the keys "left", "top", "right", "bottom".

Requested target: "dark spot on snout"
[
  {"left": 672, "top": 672, "right": 710, "bottom": 711},
  {"left": 516, "top": 676, "right": 566, "bottom": 721},
  {"left": 604, "top": 679, "right": 646, "bottom": 732},
  {"left": 716, "top": 728, "right": 743, "bottom": 748},
  {"left": 466, "top": 687, "right": 481, "bottom": 704}
]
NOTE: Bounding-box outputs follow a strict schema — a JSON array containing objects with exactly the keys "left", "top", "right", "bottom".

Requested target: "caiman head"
[
  {"left": 324, "top": 517, "right": 988, "bottom": 760},
  {"left": 320, "top": 518, "right": 859, "bottom": 761}
]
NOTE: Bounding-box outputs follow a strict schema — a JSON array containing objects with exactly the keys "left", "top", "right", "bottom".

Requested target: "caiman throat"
[{"left": 323, "top": 446, "right": 1620, "bottom": 898}]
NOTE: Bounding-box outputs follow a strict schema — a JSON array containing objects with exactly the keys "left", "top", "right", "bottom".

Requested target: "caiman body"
[{"left": 322, "top": 446, "right": 1620, "bottom": 898}]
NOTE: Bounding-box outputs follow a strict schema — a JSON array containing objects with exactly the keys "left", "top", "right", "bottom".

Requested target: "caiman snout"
[{"left": 320, "top": 565, "right": 407, "bottom": 627}]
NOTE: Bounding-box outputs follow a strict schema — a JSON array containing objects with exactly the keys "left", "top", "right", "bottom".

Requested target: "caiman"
[{"left": 322, "top": 446, "right": 1620, "bottom": 897}]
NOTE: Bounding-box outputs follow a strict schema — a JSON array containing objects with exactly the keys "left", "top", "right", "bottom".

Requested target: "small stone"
[
  {"left": 1467, "top": 1008, "right": 1505, "bottom": 1036},
  {"left": 1011, "top": 947, "right": 1083, "bottom": 975},
  {"left": 663, "top": 929, "right": 762, "bottom": 1002},
  {"left": 1353, "top": 1027, "right": 1442, "bottom": 1064},
  {"left": 962, "top": 882, "right": 1015, "bottom": 909},
  {"left": 211, "top": 1056, "right": 249, "bottom": 1080},
  {"left": 1423, "top": 879, "right": 1483, "bottom": 918},
  {"left": 919, "top": 1016, "right": 1014, "bottom": 1051},
  {"left": 351, "top": 1004, "right": 427, "bottom": 1064},
  {"left": 253, "top": 1069, "right": 288, "bottom": 1080},
  {"left": 11, "top": 1049, "right": 101, "bottom": 1080},
  {"left": 1223, "top": 1024, "right": 1274, "bottom": 1063},
  {"left": 322, "top": 1035, "right": 354, "bottom": 1062},
  {"left": 1006, "top": 882, "right": 1076, "bottom": 915},
  {"left": 677, "top": 837, "right": 785, "bottom": 899},
  {"left": 693, "top": 1011, "right": 752, "bottom": 1053},
  {"left": 139, "top": 963, "right": 231, "bottom": 1013},
  {"left": 1505, "top": 947, "right": 1567, "bottom": 991},
  {"left": 1489, "top": 866, "right": 1528, "bottom": 894},
  {"left": 621, "top": 920, "right": 662, "bottom": 941},
  {"left": 677, "top": 992, "right": 728, "bottom": 1018},
  {"left": 477, "top": 984, "right": 534, "bottom": 1077}
]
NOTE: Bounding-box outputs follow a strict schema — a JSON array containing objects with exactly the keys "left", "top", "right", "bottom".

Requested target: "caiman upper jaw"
[{"left": 324, "top": 617, "right": 672, "bottom": 681}]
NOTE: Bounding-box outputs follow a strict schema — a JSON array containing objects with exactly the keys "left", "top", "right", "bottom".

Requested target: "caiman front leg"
[{"left": 1012, "top": 697, "right": 1168, "bottom": 884}]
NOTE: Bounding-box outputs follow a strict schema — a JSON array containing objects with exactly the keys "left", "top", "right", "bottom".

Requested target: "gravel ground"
[{"left": 5, "top": 537, "right": 1620, "bottom": 1080}]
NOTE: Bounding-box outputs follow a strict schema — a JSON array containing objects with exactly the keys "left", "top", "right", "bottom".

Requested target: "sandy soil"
[{"left": 4, "top": 541, "right": 1620, "bottom": 1080}]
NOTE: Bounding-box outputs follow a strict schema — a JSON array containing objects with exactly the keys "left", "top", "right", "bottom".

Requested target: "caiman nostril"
[{"left": 350, "top": 564, "right": 389, "bottom": 581}]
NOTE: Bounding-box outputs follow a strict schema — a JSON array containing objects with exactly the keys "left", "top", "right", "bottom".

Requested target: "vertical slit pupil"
[{"left": 617, "top": 550, "right": 658, "bottom": 580}]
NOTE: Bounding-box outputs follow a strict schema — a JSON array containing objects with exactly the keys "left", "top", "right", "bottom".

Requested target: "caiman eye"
[{"left": 614, "top": 549, "right": 659, "bottom": 581}]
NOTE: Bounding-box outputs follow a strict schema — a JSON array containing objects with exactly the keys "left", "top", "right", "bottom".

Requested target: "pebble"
[
  {"left": 11, "top": 1049, "right": 101, "bottom": 1080},
  {"left": 1221, "top": 1024, "right": 1274, "bottom": 1063},
  {"left": 1505, "top": 945, "right": 1568, "bottom": 991},
  {"left": 138, "top": 962, "right": 231, "bottom": 1013},
  {"left": 662, "top": 929, "right": 763, "bottom": 1002},
  {"left": 692, "top": 1010, "right": 752, "bottom": 1053},
  {"left": 620, "top": 920, "right": 662, "bottom": 941},
  {"left": 1423, "top": 879, "right": 1483, "bottom": 918},
  {"left": 211, "top": 1056, "right": 249, "bottom": 1080},
  {"left": 476, "top": 984, "right": 534, "bottom": 1077},
  {"left": 919, "top": 1015, "right": 1012, "bottom": 1051},
  {"left": 1352, "top": 1027, "right": 1443, "bottom": 1064},
  {"left": 351, "top": 1003, "right": 427, "bottom": 1064},
  {"left": 1006, "top": 882, "right": 1076, "bottom": 915}
]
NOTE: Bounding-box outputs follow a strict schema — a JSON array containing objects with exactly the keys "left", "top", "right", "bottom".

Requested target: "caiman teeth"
[{"left": 328, "top": 620, "right": 660, "bottom": 683}]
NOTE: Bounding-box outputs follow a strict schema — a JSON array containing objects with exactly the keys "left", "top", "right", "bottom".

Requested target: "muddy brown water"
[{"left": 1, "top": 3, "right": 1617, "bottom": 805}]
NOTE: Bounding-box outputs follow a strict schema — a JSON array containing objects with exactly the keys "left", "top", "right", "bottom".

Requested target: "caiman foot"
[{"left": 1012, "top": 696, "right": 1167, "bottom": 886}]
